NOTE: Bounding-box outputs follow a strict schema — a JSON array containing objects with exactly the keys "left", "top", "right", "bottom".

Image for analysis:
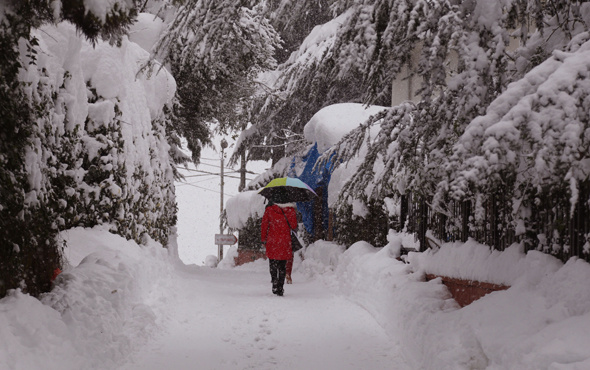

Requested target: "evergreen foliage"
[
  {"left": 0, "top": 0, "right": 178, "bottom": 298},
  {"left": 233, "top": 216, "right": 264, "bottom": 251},
  {"left": 237, "top": 16, "right": 368, "bottom": 163},
  {"left": 313, "top": 0, "right": 590, "bottom": 258},
  {"left": 332, "top": 198, "right": 389, "bottom": 248},
  {"left": 0, "top": 14, "right": 60, "bottom": 298},
  {"left": 261, "top": 0, "right": 344, "bottom": 64},
  {"left": 150, "top": 0, "right": 281, "bottom": 164}
]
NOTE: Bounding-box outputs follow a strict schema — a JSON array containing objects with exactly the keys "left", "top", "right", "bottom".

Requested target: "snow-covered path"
[{"left": 121, "top": 262, "right": 407, "bottom": 370}]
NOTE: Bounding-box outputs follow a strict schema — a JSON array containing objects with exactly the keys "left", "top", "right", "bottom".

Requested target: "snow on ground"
[
  {"left": 0, "top": 226, "right": 176, "bottom": 370},
  {"left": 120, "top": 259, "right": 403, "bottom": 370},
  {"left": 2, "top": 223, "right": 590, "bottom": 369}
]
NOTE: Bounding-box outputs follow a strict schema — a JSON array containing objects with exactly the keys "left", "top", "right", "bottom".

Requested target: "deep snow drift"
[{"left": 1, "top": 226, "right": 590, "bottom": 369}]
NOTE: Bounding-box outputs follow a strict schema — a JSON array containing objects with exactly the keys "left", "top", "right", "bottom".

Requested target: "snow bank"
[
  {"left": 300, "top": 240, "right": 346, "bottom": 276},
  {"left": 0, "top": 226, "right": 175, "bottom": 370},
  {"left": 0, "top": 291, "right": 85, "bottom": 370},
  {"left": 302, "top": 237, "right": 590, "bottom": 370},
  {"left": 407, "top": 239, "right": 564, "bottom": 286},
  {"left": 217, "top": 246, "right": 239, "bottom": 269},
  {"left": 2, "top": 226, "right": 590, "bottom": 370}
]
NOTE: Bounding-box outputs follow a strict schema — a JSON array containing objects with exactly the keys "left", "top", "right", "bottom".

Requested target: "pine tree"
[
  {"left": 149, "top": 0, "right": 281, "bottom": 164},
  {"left": 261, "top": 0, "right": 344, "bottom": 63},
  {"left": 236, "top": 2, "right": 369, "bottom": 164},
  {"left": 315, "top": 0, "right": 590, "bottom": 257}
]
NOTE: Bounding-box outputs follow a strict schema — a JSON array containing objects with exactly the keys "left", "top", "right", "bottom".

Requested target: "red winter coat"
[{"left": 261, "top": 204, "right": 297, "bottom": 260}]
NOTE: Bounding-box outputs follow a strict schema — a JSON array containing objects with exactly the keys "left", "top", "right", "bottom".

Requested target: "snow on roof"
[
  {"left": 303, "top": 103, "right": 388, "bottom": 152},
  {"left": 226, "top": 190, "right": 267, "bottom": 229}
]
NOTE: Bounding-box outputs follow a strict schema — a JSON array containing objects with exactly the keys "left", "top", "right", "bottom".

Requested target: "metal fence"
[{"left": 400, "top": 182, "right": 590, "bottom": 263}]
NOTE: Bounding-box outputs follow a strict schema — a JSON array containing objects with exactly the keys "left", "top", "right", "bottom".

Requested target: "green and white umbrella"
[{"left": 258, "top": 177, "right": 318, "bottom": 203}]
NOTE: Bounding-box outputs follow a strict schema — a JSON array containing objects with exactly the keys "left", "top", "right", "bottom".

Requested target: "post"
[
  {"left": 239, "top": 121, "right": 247, "bottom": 192},
  {"left": 219, "top": 138, "right": 228, "bottom": 262},
  {"left": 239, "top": 149, "right": 246, "bottom": 192}
]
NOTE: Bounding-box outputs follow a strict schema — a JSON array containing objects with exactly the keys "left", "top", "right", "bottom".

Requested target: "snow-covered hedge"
[
  {"left": 21, "top": 22, "right": 177, "bottom": 246},
  {"left": 0, "top": 15, "right": 177, "bottom": 297},
  {"left": 225, "top": 190, "right": 266, "bottom": 230}
]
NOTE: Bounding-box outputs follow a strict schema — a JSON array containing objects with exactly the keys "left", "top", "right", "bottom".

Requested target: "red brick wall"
[
  {"left": 425, "top": 274, "right": 509, "bottom": 307},
  {"left": 235, "top": 249, "right": 267, "bottom": 266}
]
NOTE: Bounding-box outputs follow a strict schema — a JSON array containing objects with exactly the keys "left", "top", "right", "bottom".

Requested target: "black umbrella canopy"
[{"left": 258, "top": 177, "right": 318, "bottom": 203}]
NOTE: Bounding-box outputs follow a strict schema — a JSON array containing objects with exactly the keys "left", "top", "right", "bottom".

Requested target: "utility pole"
[
  {"left": 238, "top": 121, "right": 247, "bottom": 192},
  {"left": 239, "top": 149, "right": 246, "bottom": 192},
  {"left": 219, "top": 138, "right": 228, "bottom": 262}
]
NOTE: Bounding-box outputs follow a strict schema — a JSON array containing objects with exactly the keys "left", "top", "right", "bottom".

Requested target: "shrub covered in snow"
[
  {"left": 23, "top": 22, "right": 177, "bottom": 250},
  {"left": 0, "top": 6, "right": 176, "bottom": 298}
]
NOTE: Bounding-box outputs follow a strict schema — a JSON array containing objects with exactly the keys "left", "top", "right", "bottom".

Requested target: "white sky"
[{"left": 175, "top": 137, "right": 270, "bottom": 265}]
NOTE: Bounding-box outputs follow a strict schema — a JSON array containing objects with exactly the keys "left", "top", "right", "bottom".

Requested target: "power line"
[
  {"left": 176, "top": 167, "right": 219, "bottom": 176},
  {"left": 181, "top": 173, "right": 217, "bottom": 178},
  {"left": 196, "top": 161, "right": 231, "bottom": 170},
  {"left": 191, "top": 161, "right": 258, "bottom": 175},
  {"left": 176, "top": 182, "right": 236, "bottom": 197},
  {"left": 175, "top": 163, "right": 258, "bottom": 174},
  {"left": 176, "top": 167, "right": 255, "bottom": 181},
  {"left": 183, "top": 177, "right": 221, "bottom": 185}
]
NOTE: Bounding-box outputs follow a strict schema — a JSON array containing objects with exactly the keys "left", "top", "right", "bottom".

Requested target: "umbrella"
[{"left": 258, "top": 177, "right": 318, "bottom": 203}]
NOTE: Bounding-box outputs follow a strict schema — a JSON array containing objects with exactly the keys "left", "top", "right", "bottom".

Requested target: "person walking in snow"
[{"left": 261, "top": 201, "right": 297, "bottom": 296}]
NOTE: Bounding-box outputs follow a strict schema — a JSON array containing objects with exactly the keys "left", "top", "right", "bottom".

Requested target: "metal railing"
[{"left": 400, "top": 182, "right": 590, "bottom": 263}]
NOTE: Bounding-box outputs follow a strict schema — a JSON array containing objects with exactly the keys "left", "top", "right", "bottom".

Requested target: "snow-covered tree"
[
  {"left": 444, "top": 32, "right": 590, "bottom": 255},
  {"left": 0, "top": 1, "right": 179, "bottom": 298},
  {"left": 261, "top": 0, "right": 346, "bottom": 63},
  {"left": 149, "top": 0, "right": 281, "bottom": 164},
  {"left": 235, "top": 6, "right": 366, "bottom": 165},
  {"left": 319, "top": 0, "right": 590, "bottom": 258}
]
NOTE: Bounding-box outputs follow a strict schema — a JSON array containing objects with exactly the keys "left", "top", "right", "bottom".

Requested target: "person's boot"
[{"left": 276, "top": 281, "right": 284, "bottom": 296}]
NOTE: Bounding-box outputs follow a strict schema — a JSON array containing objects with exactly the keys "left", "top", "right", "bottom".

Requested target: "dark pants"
[{"left": 269, "top": 259, "right": 287, "bottom": 295}]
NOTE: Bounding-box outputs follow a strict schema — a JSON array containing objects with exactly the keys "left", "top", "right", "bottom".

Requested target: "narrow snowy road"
[{"left": 121, "top": 261, "right": 407, "bottom": 370}]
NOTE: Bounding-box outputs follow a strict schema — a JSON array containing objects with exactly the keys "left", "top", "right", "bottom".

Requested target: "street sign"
[{"left": 215, "top": 234, "right": 238, "bottom": 245}]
